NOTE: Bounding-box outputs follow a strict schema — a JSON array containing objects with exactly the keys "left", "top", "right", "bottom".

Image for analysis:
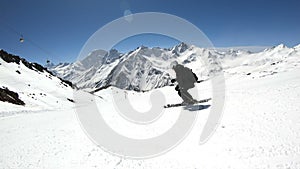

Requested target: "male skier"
[{"left": 171, "top": 61, "right": 199, "bottom": 105}]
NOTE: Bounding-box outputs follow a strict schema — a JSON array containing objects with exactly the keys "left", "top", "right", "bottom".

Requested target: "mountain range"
[{"left": 47, "top": 43, "right": 300, "bottom": 92}]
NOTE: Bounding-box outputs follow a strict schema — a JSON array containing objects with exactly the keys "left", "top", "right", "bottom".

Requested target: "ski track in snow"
[{"left": 1, "top": 69, "right": 300, "bottom": 169}]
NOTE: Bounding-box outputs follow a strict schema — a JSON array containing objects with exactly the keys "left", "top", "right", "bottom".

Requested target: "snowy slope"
[
  {"left": 1, "top": 44, "right": 300, "bottom": 169},
  {"left": 0, "top": 50, "right": 74, "bottom": 116},
  {"left": 1, "top": 67, "right": 300, "bottom": 169}
]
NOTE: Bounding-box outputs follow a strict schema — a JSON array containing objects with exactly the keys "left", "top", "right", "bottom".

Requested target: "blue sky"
[{"left": 0, "top": 0, "right": 299, "bottom": 64}]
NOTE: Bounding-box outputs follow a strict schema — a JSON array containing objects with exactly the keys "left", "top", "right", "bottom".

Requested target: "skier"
[{"left": 170, "top": 61, "right": 199, "bottom": 105}]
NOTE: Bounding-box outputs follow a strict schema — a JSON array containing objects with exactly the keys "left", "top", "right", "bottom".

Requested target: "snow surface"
[{"left": 1, "top": 44, "right": 300, "bottom": 168}]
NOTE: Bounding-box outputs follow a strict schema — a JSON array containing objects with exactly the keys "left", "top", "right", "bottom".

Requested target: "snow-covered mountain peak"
[
  {"left": 170, "top": 42, "right": 190, "bottom": 54},
  {"left": 79, "top": 49, "right": 108, "bottom": 69},
  {"left": 176, "top": 42, "right": 190, "bottom": 49},
  {"left": 264, "top": 44, "right": 288, "bottom": 52},
  {"left": 276, "top": 43, "right": 288, "bottom": 49},
  {"left": 222, "top": 48, "right": 251, "bottom": 57},
  {"left": 138, "top": 45, "right": 148, "bottom": 50},
  {"left": 105, "top": 49, "right": 123, "bottom": 63},
  {"left": 293, "top": 44, "right": 300, "bottom": 50},
  {"left": 78, "top": 49, "right": 123, "bottom": 69}
]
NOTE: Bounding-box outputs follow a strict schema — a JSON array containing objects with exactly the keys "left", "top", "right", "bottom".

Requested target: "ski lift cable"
[{"left": 0, "top": 18, "right": 59, "bottom": 62}]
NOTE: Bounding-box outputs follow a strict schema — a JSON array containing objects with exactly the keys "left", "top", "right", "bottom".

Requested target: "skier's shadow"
[{"left": 183, "top": 104, "right": 211, "bottom": 112}]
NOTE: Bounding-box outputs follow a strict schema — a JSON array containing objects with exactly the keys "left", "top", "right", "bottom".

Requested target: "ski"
[{"left": 164, "top": 98, "right": 212, "bottom": 108}]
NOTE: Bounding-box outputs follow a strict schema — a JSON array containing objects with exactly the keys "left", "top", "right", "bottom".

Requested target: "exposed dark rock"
[
  {"left": 67, "top": 98, "right": 75, "bottom": 103},
  {"left": 91, "top": 84, "right": 112, "bottom": 93},
  {"left": 0, "top": 87, "right": 25, "bottom": 105}
]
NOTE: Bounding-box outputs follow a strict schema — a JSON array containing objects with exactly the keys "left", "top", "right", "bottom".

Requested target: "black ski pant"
[{"left": 175, "top": 85, "right": 194, "bottom": 103}]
